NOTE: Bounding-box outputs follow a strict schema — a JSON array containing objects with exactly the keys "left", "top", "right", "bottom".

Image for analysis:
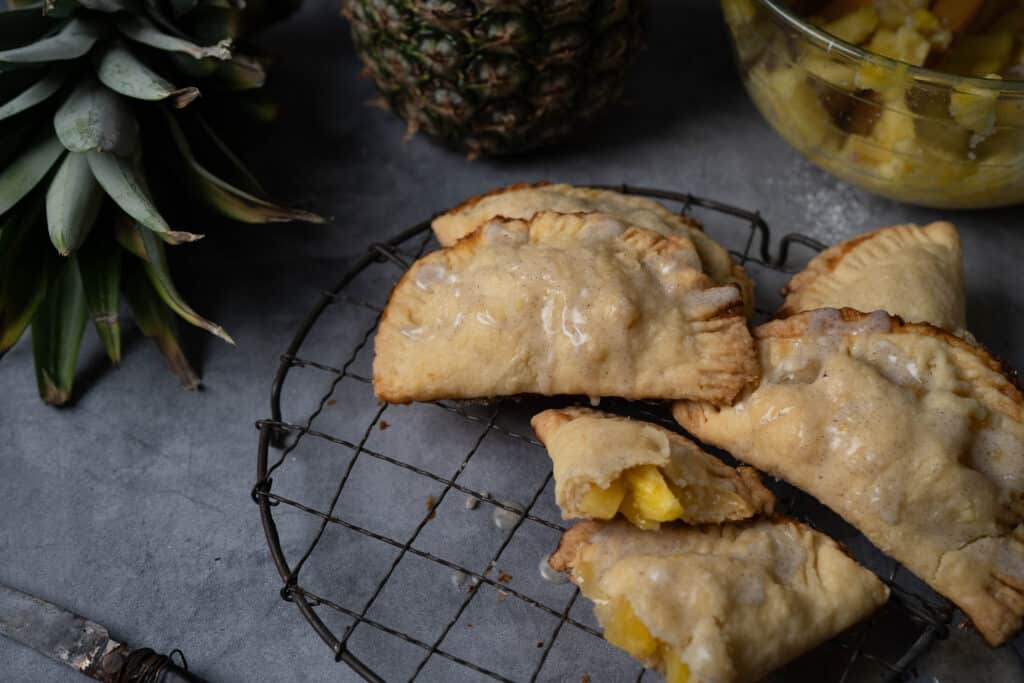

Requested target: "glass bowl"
[{"left": 722, "top": 0, "right": 1024, "bottom": 209}]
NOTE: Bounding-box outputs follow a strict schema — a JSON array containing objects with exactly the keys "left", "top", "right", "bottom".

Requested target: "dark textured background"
[{"left": 3, "top": 0, "right": 1023, "bottom": 680}]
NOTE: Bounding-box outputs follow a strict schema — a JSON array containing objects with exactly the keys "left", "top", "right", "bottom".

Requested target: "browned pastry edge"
[
  {"left": 777, "top": 222, "right": 958, "bottom": 319},
  {"left": 437, "top": 181, "right": 706, "bottom": 233},
  {"left": 754, "top": 308, "right": 1023, "bottom": 408}
]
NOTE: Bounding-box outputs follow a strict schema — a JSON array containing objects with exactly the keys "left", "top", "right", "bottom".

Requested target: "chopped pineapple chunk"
[
  {"left": 663, "top": 646, "right": 692, "bottom": 683},
  {"left": 578, "top": 479, "right": 627, "bottom": 519},
  {"left": 625, "top": 465, "right": 685, "bottom": 523},
  {"left": 602, "top": 598, "right": 658, "bottom": 660},
  {"left": 825, "top": 6, "right": 879, "bottom": 44},
  {"left": 866, "top": 26, "right": 931, "bottom": 66}
]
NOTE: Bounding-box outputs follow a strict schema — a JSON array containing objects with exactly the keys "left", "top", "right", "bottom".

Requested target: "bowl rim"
[{"left": 753, "top": 0, "right": 1024, "bottom": 94}]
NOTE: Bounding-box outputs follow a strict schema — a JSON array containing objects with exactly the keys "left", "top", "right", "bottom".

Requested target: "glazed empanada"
[
  {"left": 550, "top": 519, "right": 889, "bottom": 683},
  {"left": 674, "top": 308, "right": 1024, "bottom": 646},
  {"left": 432, "top": 182, "right": 755, "bottom": 316},
  {"left": 374, "top": 211, "right": 757, "bottom": 405},
  {"left": 780, "top": 222, "right": 966, "bottom": 332},
  {"left": 531, "top": 407, "right": 773, "bottom": 527}
]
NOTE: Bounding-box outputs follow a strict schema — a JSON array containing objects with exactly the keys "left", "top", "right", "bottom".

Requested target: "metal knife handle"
[{"left": 99, "top": 646, "right": 208, "bottom": 683}]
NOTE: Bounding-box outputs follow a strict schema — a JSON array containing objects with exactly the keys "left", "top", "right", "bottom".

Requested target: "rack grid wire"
[{"left": 253, "top": 186, "right": 954, "bottom": 683}]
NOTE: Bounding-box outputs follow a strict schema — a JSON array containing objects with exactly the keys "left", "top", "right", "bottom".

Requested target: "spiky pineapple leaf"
[
  {"left": 0, "top": 134, "right": 64, "bottom": 216},
  {"left": 0, "top": 69, "right": 65, "bottom": 121},
  {"left": 54, "top": 77, "right": 139, "bottom": 155},
  {"left": 46, "top": 151, "right": 103, "bottom": 255},
  {"left": 31, "top": 255, "right": 87, "bottom": 405},
  {"left": 0, "top": 200, "right": 50, "bottom": 352},
  {"left": 96, "top": 42, "right": 199, "bottom": 107},
  {"left": 0, "top": 18, "right": 104, "bottom": 64},
  {"left": 78, "top": 0, "right": 129, "bottom": 12},
  {"left": 166, "top": 113, "right": 323, "bottom": 223},
  {"left": 0, "top": 9, "right": 55, "bottom": 50},
  {"left": 194, "top": 113, "right": 264, "bottom": 194},
  {"left": 122, "top": 255, "right": 200, "bottom": 389},
  {"left": 115, "top": 14, "right": 231, "bottom": 60},
  {"left": 125, "top": 220, "right": 234, "bottom": 344},
  {"left": 86, "top": 150, "right": 201, "bottom": 243},
  {"left": 77, "top": 229, "right": 121, "bottom": 364},
  {"left": 212, "top": 54, "right": 266, "bottom": 90}
]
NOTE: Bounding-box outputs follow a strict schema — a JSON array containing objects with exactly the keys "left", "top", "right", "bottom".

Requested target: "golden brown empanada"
[
  {"left": 531, "top": 407, "right": 773, "bottom": 527},
  {"left": 374, "top": 211, "right": 757, "bottom": 405},
  {"left": 780, "top": 222, "right": 965, "bottom": 332},
  {"left": 550, "top": 518, "right": 889, "bottom": 683},
  {"left": 674, "top": 308, "right": 1024, "bottom": 646},
  {"left": 432, "top": 182, "right": 755, "bottom": 316}
]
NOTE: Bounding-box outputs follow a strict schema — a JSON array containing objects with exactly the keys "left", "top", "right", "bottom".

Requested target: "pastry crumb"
[
  {"left": 536, "top": 641, "right": 544, "bottom": 648},
  {"left": 581, "top": 675, "right": 590, "bottom": 683},
  {"left": 497, "top": 571, "right": 513, "bottom": 583},
  {"left": 379, "top": 420, "right": 390, "bottom": 430},
  {"left": 327, "top": 399, "right": 337, "bottom": 406},
  {"left": 426, "top": 495, "right": 437, "bottom": 520}
]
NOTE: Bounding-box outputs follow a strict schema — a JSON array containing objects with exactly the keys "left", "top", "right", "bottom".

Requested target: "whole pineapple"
[
  {"left": 0, "top": 0, "right": 318, "bottom": 405},
  {"left": 344, "top": 0, "right": 644, "bottom": 156}
]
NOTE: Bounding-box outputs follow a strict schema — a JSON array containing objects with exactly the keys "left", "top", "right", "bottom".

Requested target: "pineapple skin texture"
[{"left": 343, "top": 0, "right": 644, "bottom": 155}]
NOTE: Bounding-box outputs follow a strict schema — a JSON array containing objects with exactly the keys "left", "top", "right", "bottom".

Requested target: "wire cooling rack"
[{"left": 253, "top": 186, "right": 954, "bottom": 683}]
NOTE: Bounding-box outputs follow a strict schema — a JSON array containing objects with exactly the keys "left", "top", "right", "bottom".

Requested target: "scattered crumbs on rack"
[
  {"left": 426, "top": 495, "right": 437, "bottom": 520},
  {"left": 379, "top": 420, "right": 389, "bottom": 430},
  {"left": 536, "top": 641, "right": 544, "bottom": 649},
  {"left": 466, "top": 623, "right": 472, "bottom": 628},
  {"left": 450, "top": 571, "right": 467, "bottom": 591},
  {"left": 497, "top": 571, "right": 513, "bottom": 583},
  {"left": 497, "top": 590, "right": 508, "bottom": 603},
  {"left": 464, "top": 494, "right": 480, "bottom": 510},
  {"left": 327, "top": 399, "right": 337, "bottom": 406},
  {"left": 581, "top": 675, "right": 590, "bottom": 683}
]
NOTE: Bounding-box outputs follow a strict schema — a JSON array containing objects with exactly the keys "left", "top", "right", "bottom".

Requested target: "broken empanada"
[
  {"left": 550, "top": 518, "right": 889, "bottom": 683},
  {"left": 674, "top": 308, "right": 1024, "bottom": 646},
  {"left": 375, "top": 211, "right": 757, "bottom": 405},
  {"left": 780, "top": 222, "right": 965, "bottom": 332},
  {"left": 531, "top": 407, "right": 773, "bottom": 527},
  {"left": 432, "top": 182, "right": 754, "bottom": 316}
]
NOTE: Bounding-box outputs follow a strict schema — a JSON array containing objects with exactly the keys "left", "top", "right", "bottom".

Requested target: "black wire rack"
[{"left": 253, "top": 186, "right": 954, "bottom": 683}]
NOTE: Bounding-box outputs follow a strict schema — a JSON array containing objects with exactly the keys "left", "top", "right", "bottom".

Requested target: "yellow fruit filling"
[
  {"left": 598, "top": 598, "right": 692, "bottom": 683},
  {"left": 578, "top": 465, "right": 685, "bottom": 529}
]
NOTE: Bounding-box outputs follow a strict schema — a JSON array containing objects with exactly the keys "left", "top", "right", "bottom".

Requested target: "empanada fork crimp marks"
[
  {"left": 674, "top": 308, "right": 1024, "bottom": 646},
  {"left": 779, "top": 222, "right": 966, "bottom": 332},
  {"left": 431, "top": 182, "right": 756, "bottom": 316},
  {"left": 550, "top": 519, "right": 889, "bottom": 683},
  {"left": 374, "top": 211, "right": 758, "bottom": 405}
]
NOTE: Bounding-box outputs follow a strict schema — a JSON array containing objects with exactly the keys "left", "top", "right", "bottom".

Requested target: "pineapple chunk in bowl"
[{"left": 722, "top": 0, "right": 1024, "bottom": 209}]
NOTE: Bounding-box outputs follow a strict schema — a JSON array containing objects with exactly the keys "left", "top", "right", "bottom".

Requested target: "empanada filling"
[
  {"left": 595, "top": 596, "right": 692, "bottom": 683},
  {"left": 578, "top": 464, "right": 749, "bottom": 530}
]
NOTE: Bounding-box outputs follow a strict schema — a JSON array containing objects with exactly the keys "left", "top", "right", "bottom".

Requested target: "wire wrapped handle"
[{"left": 97, "top": 647, "right": 206, "bottom": 683}]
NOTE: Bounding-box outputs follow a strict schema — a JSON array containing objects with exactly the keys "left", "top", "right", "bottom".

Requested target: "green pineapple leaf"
[
  {"left": 0, "top": 134, "right": 64, "bottom": 216},
  {"left": 166, "top": 113, "right": 323, "bottom": 223},
  {"left": 122, "top": 255, "right": 200, "bottom": 389},
  {"left": 77, "top": 228, "right": 121, "bottom": 365},
  {"left": 54, "top": 77, "right": 140, "bottom": 155},
  {"left": 0, "top": 17, "right": 104, "bottom": 64},
  {"left": 31, "top": 254, "right": 87, "bottom": 405},
  {"left": 126, "top": 219, "right": 234, "bottom": 344},
  {"left": 96, "top": 42, "right": 199, "bottom": 107},
  {"left": 0, "top": 9, "right": 53, "bottom": 49},
  {"left": 78, "top": 0, "right": 130, "bottom": 12},
  {"left": 0, "top": 69, "right": 66, "bottom": 121},
  {"left": 115, "top": 14, "right": 232, "bottom": 60},
  {"left": 86, "top": 150, "right": 202, "bottom": 243},
  {"left": 46, "top": 151, "right": 103, "bottom": 255},
  {"left": 0, "top": 200, "right": 50, "bottom": 352}
]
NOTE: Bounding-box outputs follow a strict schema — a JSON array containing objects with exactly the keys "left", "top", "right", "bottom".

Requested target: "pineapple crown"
[{"left": 0, "top": 0, "right": 319, "bottom": 405}]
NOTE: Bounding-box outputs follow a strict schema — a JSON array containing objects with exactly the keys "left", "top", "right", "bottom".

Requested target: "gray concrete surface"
[{"left": 2, "top": 0, "right": 1023, "bottom": 681}]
